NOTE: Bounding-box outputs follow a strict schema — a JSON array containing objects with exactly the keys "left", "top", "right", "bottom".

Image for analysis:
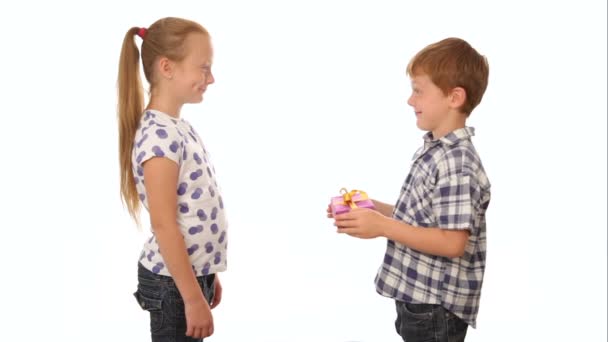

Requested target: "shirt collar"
[{"left": 423, "top": 126, "right": 475, "bottom": 146}]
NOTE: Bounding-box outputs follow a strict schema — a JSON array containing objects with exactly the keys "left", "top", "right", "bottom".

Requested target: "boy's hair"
[
  {"left": 407, "top": 37, "right": 489, "bottom": 116},
  {"left": 117, "top": 17, "right": 209, "bottom": 224}
]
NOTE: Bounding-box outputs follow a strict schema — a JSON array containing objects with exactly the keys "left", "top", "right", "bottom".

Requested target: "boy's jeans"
[
  {"left": 395, "top": 301, "right": 468, "bottom": 342},
  {"left": 134, "top": 263, "right": 216, "bottom": 342}
]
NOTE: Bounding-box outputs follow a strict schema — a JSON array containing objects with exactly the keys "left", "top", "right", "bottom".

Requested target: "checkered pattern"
[{"left": 374, "top": 127, "right": 491, "bottom": 328}]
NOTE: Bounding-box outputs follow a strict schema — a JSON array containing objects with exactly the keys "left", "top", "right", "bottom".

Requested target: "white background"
[{"left": 0, "top": 0, "right": 606, "bottom": 341}]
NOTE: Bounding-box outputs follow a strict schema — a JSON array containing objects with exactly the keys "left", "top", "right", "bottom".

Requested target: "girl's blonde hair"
[{"left": 117, "top": 17, "right": 209, "bottom": 223}]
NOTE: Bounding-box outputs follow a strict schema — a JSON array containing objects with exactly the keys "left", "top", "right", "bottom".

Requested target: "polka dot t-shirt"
[{"left": 133, "top": 109, "right": 227, "bottom": 277}]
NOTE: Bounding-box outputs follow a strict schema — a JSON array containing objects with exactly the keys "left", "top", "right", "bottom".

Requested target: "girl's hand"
[
  {"left": 185, "top": 298, "right": 214, "bottom": 338},
  {"left": 210, "top": 275, "right": 222, "bottom": 309}
]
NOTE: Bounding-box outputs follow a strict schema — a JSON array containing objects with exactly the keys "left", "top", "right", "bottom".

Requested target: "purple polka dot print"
[
  {"left": 136, "top": 134, "right": 149, "bottom": 148},
  {"left": 190, "top": 169, "right": 203, "bottom": 181},
  {"left": 152, "top": 262, "right": 165, "bottom": 274},
  {"left": 179, "top": 202, "right": 189, "bottom": 214},
  {"left": 136, "top": 151, "right": 146, "bottom": 163},
  {"left": 188, "top": 225, "right": 203, "bottom": 235},
  {"left": 134, "top": 111, "right": 229, "bottom": 277},
  {"left": 187, "top": 244, "right": 199, "bottom": 255},
  {"left": 205, "top": 242, "right": 214, "bottom": 253},
  {"left": 193, "top": 153, "right": 202, "bottom": 165},
  {"left": 202, "top": 262, "right": 211, "bottom": 275},
  {"left": 156, "top": 129, "right": 168, "bottom": 139},
  {"left": 144, "top": 111, "right": 156, "bottom": 121},
  {"left": 177, "top": 182, "right": 188, "bottom": 196},
  {"left": 169, "top": 141, "right": 179, "bottom": 153},
  {"left": 191, "top": 188, "right": 203, "bottom": 199},
  {"left": 152, "top": 146, "right": 165, "bottom": 157},
  {"left": 197, "top": 209, "right": 208, "bottom": 221}
]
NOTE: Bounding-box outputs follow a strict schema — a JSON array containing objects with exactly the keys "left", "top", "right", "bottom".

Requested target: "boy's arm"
[
  {"left": 371, "top": 199, "right": 394, "bottom": 217},
  {"left": 335, "top": 209, "right": 469, "bottom": 258},
  {"left": 382, "top": 218, "right": 469, "bottom": 258},
  {"left": 336, "top": 169, "right": 480, "bottom": 258}
]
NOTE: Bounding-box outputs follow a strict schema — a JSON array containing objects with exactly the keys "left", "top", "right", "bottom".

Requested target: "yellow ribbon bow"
[{"left": 339, "top": 188, "right": 369, "bottom": 209}]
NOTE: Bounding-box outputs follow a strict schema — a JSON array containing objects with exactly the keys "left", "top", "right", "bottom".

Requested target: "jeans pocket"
[
  {"left": 133, "top": 290, "right": 164, "bottom": 333},
  {"left": 396, "top": 302, "right": 436, "bottom": 342},
  {"left": 402, "top": 302, "right": 435, "bottom": 319},
  {"left": 201, "top": 274, "right": 215, "bottom": 304}
]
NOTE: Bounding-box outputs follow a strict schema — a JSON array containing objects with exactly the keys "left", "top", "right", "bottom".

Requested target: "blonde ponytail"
[{"left": 117, "top": 27, "right": 144, "bottom": 223}]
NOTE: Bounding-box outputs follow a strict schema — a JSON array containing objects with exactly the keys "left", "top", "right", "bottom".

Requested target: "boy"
[{"left": 332, "top": 37, "right": 491, "bottom": 341}]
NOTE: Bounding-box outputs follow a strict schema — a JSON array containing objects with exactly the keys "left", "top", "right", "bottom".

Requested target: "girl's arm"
[{"left": 143, "top": 157, "right": 213, "bottom": 337}]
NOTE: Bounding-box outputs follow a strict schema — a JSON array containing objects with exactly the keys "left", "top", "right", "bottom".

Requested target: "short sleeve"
[
  {"left": 134, "top": 124, "right": 183, "bottom": 167},
  {"left": 432, "top": 172, "right": 480, "bottom": 233}
]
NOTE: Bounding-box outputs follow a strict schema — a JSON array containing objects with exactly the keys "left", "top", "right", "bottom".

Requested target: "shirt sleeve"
[
  {"left": 133, "top": 124, "right": 183, "bottom": 167},
  {"left": 431, "top": 171, "right": 480, "bottom": 233}
]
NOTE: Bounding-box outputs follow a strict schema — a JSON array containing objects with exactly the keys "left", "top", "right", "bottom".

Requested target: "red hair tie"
[{"left": 137, "top": 27, "right": 147, "bottom": 39}]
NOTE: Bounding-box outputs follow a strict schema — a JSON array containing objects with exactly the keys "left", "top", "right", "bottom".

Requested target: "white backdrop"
[{"left": 0, "top": 1, "right": 606, "bottom": 341}]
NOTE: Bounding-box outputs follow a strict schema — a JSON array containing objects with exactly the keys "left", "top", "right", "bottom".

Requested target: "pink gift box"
[{"left": 331, "top": 188, "right": 375, "bottom": 216}]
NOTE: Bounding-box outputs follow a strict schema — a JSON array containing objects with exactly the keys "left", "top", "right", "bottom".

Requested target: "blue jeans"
[
  {"left": 134, "top": 262, "right": 216, "bottom": 342},
  {"left": 394, "top": 301, "right": 468, "bottom": 342}
]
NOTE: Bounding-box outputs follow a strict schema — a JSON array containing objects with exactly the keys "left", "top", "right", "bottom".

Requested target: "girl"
[{"left": 117, "top": 17, "right": 227, "bottom": 341}]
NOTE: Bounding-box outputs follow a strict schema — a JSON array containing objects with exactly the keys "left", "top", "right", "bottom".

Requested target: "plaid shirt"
[{"left": 374, "top": 127, "right": 491, "bottom": 328}]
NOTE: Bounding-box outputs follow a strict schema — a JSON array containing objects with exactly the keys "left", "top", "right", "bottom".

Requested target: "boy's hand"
[
  {"left": 326, "top": 204, "right": 333, "bottom": 218},
  {"left": 334, "top": 208, "right": 387, "bottom": 239}
]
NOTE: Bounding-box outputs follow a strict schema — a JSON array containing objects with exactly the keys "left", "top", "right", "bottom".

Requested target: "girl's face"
[{"left": 172, "top": 33, "right": 215, "bottom": 104}]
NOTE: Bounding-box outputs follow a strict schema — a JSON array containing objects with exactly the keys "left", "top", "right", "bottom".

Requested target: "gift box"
[{"left": 330, "top": 188, "right": 375, "bottom": 216}]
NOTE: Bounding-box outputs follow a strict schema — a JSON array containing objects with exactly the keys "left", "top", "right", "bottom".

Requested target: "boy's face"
[{"left": 407, "top": 74, "right": 451, "bottom": 134}]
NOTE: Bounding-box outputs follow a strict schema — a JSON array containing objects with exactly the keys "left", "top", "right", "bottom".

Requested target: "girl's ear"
[{"left": 157, "top": 57, "right": 174, "bottom": 80}]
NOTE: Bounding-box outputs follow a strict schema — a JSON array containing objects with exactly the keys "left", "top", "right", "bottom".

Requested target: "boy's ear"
[{"left": 449, "top": 87, "right": 467, "bottom": 110}]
